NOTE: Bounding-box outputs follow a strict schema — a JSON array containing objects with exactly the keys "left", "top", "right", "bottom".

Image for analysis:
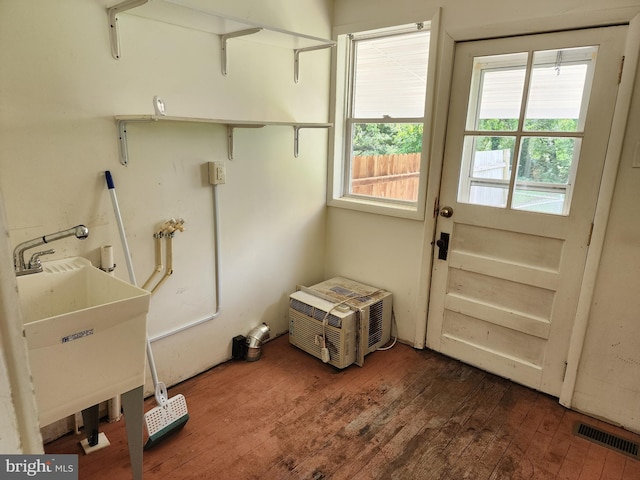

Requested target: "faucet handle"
[{"left": 28, "top": 249, "right": 55, "bottom": 269}]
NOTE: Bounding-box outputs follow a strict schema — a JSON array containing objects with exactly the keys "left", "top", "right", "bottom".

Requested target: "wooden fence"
[{"left": 351, "top": 153, "right": 421, "bottom": 201}]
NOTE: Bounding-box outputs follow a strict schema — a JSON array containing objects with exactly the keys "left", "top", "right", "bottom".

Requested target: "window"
[
  {"left": 330, "top": 23, "right": 432, "bottom": 218},
  {"left": 458, "top": 46, "right": 597, "bottom": 215}
]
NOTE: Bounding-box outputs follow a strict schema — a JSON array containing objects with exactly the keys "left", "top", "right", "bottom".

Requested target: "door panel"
[{"left": 427, "top": 26, "right": 626, "bottom": 396}]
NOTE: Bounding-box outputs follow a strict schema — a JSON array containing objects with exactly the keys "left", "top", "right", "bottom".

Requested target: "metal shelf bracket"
[
  {"left": 117, "top": 119, "right": 129, "bottom": 165},
  {"left": 293, "top": 125, "right": 331, "bottom": 158},
  {"left": 220, "top": 28, "right": 263, "bottom": 76},
  {"left": 227, "top": 124, "right": 265, "bottom": 160},
  {"left": 293, "top": 44, "right": 335, "bottom": 83},
  {"left": 117, "top": 117, "right": 163, "bottom": 165},
  {"left": 108, "top": 0, "right": 150, "bottom": 60}
]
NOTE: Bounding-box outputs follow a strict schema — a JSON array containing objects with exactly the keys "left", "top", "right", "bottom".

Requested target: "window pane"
[
  {"left": 458, "top": 135, "right": 515, "bottom": 208},
  {"left": 524, "top": 46, "right": 597, "bottom": 132},
  {"left": 350, "top": 122, "right": 422, "bottom": 202},
  {"left": 353, "top": 31, "right": 430, "bottom": 118},
  {"left": 513, "top": 136, "right": 581, "bottom": 215},
  {"left": 469, "top": 184, "right": 509, "bottom": 208},
  {"left": 466, "top": 52, "right": 528, "bottom": 131},
  {"left": 512, "top": 188, "right": 566, "bottom": 214},
  {"left": 516, "top": 137, "right": 577, "bottom": 184}
]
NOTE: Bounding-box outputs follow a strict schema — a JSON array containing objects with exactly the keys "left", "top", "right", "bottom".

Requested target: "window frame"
[{"left": 328, "top": 19, "right": 439, "bottom": 220}]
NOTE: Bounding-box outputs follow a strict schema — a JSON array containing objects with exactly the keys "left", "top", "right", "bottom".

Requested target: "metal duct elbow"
[{"left": 246, "top": 323, "right": 270, "bottom": 362}]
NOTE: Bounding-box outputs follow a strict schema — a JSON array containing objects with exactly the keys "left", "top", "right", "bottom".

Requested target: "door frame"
[{"left": 414, "top": 15, "right": 640, "bottom": 405}]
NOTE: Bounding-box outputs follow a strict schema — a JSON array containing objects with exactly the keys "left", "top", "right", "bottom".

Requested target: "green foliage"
[
  {"left": 478, "top": 118, "right": 518, "bottom": 132},
  {"left": 352, "top": 123, "right": 423, "bottom": 156},
  {"left": 518, "top": 136, "right": 575, "bottom": 183},
  {"left": 475, "top": 118, "right": 578, "bottom": 184}
]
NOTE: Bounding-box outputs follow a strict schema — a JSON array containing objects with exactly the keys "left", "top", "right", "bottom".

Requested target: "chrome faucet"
[{"left": 13, "top": 225, "right": 89, "bottom": 276}]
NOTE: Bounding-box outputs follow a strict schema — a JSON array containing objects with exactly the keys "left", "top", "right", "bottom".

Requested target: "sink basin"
[{"left": 16, "top": 257, "right": 150, "bottom": 427}]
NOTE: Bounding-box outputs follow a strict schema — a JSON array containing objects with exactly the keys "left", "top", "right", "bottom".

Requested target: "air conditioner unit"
[{"left": 288, "top": 277, "right": 392, "bottom": 368}]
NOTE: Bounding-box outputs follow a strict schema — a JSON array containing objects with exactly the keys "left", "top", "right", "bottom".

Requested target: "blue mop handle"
[{"left": 105, "top": 170, "right": 115, "bottom": 190}]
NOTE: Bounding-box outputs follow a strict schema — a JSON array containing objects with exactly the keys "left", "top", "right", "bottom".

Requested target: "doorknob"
[{"left": 439, "top": 206, "right": 454, "bottom": 218}]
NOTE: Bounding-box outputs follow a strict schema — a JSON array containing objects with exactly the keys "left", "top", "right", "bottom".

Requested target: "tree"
[{"left": 352, "top": 123, "right": 423, "bottom": 155}]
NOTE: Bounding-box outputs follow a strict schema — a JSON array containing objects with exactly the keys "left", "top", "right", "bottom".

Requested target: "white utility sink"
[{"left": 16, "top": 257, "right": 150, "bottom": 427}]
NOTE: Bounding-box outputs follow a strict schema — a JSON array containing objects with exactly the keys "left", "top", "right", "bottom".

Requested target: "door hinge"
[
  {"left": 618, "top": 56, "right": 625, "bottom": 84},
  {"left": 587, "top": 222, "right": 594, "bottom": 246},
  {"left": 562, "top": 361, "right": 568, "bottom": 381}
]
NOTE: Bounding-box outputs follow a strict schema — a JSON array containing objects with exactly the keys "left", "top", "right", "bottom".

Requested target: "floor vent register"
[{"left": 574, "top": 422, "right": 640, "bottom": 460}]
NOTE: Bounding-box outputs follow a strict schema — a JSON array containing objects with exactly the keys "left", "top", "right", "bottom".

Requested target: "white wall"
[
  {"left": 571, "top": 54, "right": 640, "bottom": 431},
  {"left": 0, "top": 0, "right": 332, "bottom": 439},
  {"left": 331, "top": 0, "right": 640, "bottom": 432}
]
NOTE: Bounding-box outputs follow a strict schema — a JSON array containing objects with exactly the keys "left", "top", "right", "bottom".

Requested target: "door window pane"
[
  {"left": 458, "top": 136, "right": 515, "bottom": 208},
  {"left": 512, "top": 188, "right": 566, "bottom": 214},
  {"left": 524, "top": 47, "right": 596, "bottom": 132},
  {"left": 513, "top": 137, "right": 581, "bottom": 214},
  {"left": 466, "top": 53, "right": 528, "bottom": 131}
]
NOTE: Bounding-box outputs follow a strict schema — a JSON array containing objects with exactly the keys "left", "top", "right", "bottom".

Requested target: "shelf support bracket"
[
  {"left": 108, "top": 0, "right": 150, "bottom": 60},
  {"left": 227, "top": 124, "right": 265, "bottom": 160},
  {"left": 293, "top": 125, "right": 331, "bottom": 158},
  {"left": 220, "top": 28, "right": 263, "bottom": 76},
  {"left": 117, "top": 119, "right": 130, "bottom": 166},
  {"left": 117, "top": 118, "right": 161, "bottom": 165},
  {"left": 293, "top": 44, "right": 335, "bottom": 84}
]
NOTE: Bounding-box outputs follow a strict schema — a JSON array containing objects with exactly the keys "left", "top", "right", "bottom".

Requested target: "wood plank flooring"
[{"left": 45, "top": 335, "right": 640, "bottom": 479}]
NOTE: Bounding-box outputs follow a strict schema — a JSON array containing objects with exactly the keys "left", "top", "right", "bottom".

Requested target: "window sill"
[{"left": 327, "top": 196, "right": 425, "bottom": 220}]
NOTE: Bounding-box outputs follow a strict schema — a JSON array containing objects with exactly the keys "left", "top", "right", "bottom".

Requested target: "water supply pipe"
[
  {"left": 150, "top": 232, "right": 173, "bottom": 294},
  {"left": 142, "top": 218, "right": 183, "bottom": 294},
  {"left": 142, "top": 234, "right": 163, "bottom": 291},
  {"left": 148, "top": 185, "right": 222, "bottom": 343}
]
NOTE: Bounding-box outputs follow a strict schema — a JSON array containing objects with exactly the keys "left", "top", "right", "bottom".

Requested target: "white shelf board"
[
  {"left": 115, "top": 115, "right": 332, "bottom": 163},
  {"left": 124, "top": 0, "right": 336, "bottom": 50},
  {"left": 115, "top": 114, "right": 331, "bottom": 128}
]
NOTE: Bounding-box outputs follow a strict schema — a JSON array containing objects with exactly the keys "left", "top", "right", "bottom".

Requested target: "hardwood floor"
[{"left": 45, "top": 335, "right": 640, "bottom": 479}]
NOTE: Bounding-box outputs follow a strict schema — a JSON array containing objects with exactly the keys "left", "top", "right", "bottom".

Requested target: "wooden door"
[{"left": 426, "top": 26, "right": 626, "bottom": 396}]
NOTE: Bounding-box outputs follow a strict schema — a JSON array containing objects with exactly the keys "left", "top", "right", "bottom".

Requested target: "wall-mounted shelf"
[
  {"left": 114, "top": 115, "right": 332, "bottom": 164},
  {"left": 107, "top": 0, "right": 335, "bottom": 81}
]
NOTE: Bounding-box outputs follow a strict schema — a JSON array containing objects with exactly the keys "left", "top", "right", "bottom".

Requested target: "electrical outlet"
[{"left": 208, "top": 161, "right": 226, "bottom": 185}]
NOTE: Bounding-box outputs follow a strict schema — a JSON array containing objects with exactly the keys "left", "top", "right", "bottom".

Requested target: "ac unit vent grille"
[
  {"left": 288, "top": 309, "right": 351, "bottom": 368},
  {"left": 290, "top": 298, "right": 313, "bottom": 317},
  {"left": 368, "top": 300, "right": 384, "bottom": 347},
  {"left": 290, "top": 298, "right": 341, "bottom": 328},
  {"left": 312, "top": 309, "right": 341, "bottom": 327}
]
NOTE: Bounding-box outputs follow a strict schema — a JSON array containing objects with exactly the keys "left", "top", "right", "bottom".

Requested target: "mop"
[{"left": 105, "top": 170, "right": 189, "bottom": 450}]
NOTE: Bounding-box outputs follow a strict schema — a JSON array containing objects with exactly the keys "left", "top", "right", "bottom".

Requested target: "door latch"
[{"left": 436, "top": 232, "right": 450, "bottom": 260}]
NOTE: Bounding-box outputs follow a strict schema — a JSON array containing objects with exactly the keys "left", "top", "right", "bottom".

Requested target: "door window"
[{"left": 458, "top": 46, "right": 597, "bottom": 215}]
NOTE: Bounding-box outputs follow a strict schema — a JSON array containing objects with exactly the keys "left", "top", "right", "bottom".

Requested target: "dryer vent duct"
[{"left": 246, "top": 323, "right": 270, "bottom": 362}]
